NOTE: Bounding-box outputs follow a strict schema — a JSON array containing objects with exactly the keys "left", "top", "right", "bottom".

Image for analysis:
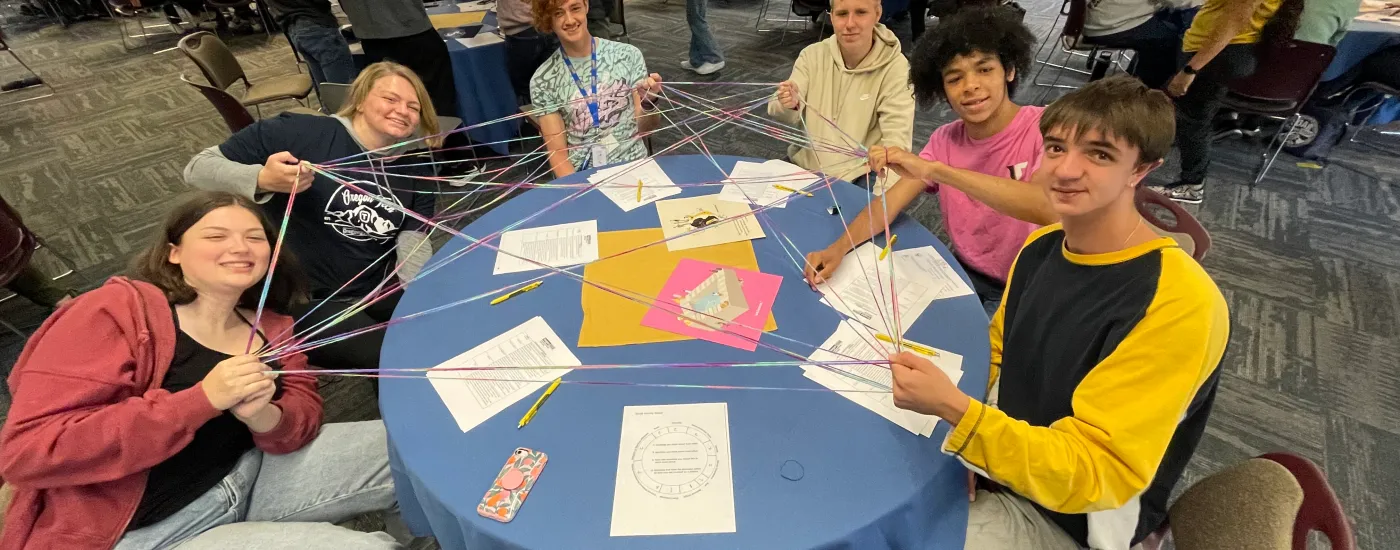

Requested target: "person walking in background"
[
  {"left": 682, "top": 0, "right": 726, "bottom": 75},
  {"left": 266, "top": 0, "right": 356, "bottom": 87}
]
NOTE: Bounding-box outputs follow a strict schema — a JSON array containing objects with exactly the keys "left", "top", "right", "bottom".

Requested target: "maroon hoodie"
[{"left": 0, "top": 277, "right": 323, "bottom": 549}]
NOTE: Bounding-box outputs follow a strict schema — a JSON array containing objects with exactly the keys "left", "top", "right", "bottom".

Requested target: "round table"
[{"left": 381, "top": 155, "right": 991, "bottom": 549}]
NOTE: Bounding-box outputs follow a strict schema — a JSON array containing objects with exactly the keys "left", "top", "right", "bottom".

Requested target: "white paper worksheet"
[
  {"left": 716, "top": 159, "right": 821, "bottom": 209},
  {"left": 816, "top": 242, "right": 936, "bottom": 335},
  {"left": 492, "top": 220, "right": 600, "bottom": 275},
  {"left": 802, "top": 321, "right": 963, "bottom": 437},
  {"left": 893, "top": 246, "right": 975, "bottom": 301},
  {"left": 427, "top": 316, "right": 580, "bottom": 433},
  {"left": 588, "top": 158, "right": 683, "bottom": 212},
  {"left": 654, "top": 194, "right": 766, "bottom": 251},
  {"left": 610, "top": 403, "right": 736, "bottom": 537},
  {"left": 456, "top": 32, "right": 503, "bottom": 48}
]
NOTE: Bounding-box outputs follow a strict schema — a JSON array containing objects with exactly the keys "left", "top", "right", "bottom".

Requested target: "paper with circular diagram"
[{"left": 610, "top": 403, "right": 736, "bottom": 536}]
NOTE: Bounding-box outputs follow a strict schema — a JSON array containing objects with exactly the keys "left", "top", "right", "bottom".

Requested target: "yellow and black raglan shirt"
[{"left": 943, "top": 224, "right": 1230, "bottom": 550}]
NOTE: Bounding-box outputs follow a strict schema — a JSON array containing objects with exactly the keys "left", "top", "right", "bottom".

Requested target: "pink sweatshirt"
[{"left": 919, "top": 105, "right": 1045, "bottom": 283}]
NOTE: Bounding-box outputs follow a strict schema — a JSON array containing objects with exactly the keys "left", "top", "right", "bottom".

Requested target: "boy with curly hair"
[{"left": 803, "top": 6, "right": 1055, "bottom": 315}]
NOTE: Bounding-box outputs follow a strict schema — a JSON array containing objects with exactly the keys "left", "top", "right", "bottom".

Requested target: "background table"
[
  {"left": 381, "top": 155, "right": 991, "bottom": 549},
  {"left": 427, "top": 5, "right": 520, "bottom": 155}
]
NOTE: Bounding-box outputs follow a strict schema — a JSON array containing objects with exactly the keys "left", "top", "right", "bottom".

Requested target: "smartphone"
[{"left": 477, "top": 447, "right": 548, "bottom": 523}]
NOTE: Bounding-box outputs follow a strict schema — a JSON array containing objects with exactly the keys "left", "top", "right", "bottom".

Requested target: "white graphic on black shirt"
[{"left": 322, "top": 182, "right": 404, "bottom": 242}]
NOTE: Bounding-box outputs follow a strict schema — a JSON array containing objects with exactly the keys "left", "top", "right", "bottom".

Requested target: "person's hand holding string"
[
  {"left": 868, "top": 146, "right": 933, "bottom": 182},
  {"left": 777, "top": 80, "right": 801, "bottom": 111},
  {"left": 203, "top": 355, "right": 276, "bottom": 411},
  {"left": 889, "top": 351, "right": 970, "bottom": 423},
  {"left": 641, "top": 72, "right": 664, "bottom": 102},
  {"left": 257, "top": 151, "right": 313, "bottom": 195}
]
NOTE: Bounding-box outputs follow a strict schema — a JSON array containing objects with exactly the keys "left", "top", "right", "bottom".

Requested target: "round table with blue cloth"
[{"left": 380, "top": 154, "right": 991, "bottom": 549}]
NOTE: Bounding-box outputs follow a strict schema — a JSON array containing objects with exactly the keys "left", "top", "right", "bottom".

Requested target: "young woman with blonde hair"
[{"left": 184, "top": 61, "right": 440, "bottom": 373}]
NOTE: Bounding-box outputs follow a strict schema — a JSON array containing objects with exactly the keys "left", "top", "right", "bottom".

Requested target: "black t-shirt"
[
  {"left": 218, "top": 113, "right": 437, "bottom": 299},
  {"left": 129, "top": 312, "right": 282, "bottom": 530},
  {"left": 265, "top": 0, "right": 338, "bottom": 29}
]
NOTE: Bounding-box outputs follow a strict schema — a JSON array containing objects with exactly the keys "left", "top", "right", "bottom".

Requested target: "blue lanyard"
[{"left": 560, "top": 38, "right": 600, "bottom": 128}]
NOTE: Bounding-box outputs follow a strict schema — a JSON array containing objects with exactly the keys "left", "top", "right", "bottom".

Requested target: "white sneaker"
[{"left": 682, "top": 60, "right": 725, "bottom": 75}]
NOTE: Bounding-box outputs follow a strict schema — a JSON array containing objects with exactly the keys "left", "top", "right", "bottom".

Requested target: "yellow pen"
[
  {"left": 876, "top": 333, "right": 939, "bottom": 357},
  {"left": 879, "top": 234, "right": 898, "bottom": 260},
  {"left": 636, "top": 179, "right": 644, "bottom": 202},
  {"left": 518, "top": 378, "right": 562, "bottom": 429},
  {"left": 773, "top": 184, "right": 814, "bottom": 197},
  {"left": 489, "top": 281, "right": 543, "bottom": 306}
]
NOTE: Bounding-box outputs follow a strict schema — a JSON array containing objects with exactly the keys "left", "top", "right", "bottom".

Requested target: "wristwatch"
[{"left": 1182, "top": 64, "right": 1199, "bottom": 76}]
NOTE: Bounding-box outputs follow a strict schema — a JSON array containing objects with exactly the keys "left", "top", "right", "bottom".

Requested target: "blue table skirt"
[
  {"left": 444, "top": 14, "right": 519, "bottom": 155},
  {"left": 380, "top": 155, "right": 990, "bottom": 549}
]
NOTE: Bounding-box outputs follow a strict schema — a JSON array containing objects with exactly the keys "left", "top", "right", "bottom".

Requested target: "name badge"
[{"left": 591, "top": 144, "right": 609, "bottom": 168}]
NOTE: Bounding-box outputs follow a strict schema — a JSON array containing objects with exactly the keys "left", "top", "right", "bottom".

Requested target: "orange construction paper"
[{"left": 578, "top": 228, "right": 778, "bottom": 347}]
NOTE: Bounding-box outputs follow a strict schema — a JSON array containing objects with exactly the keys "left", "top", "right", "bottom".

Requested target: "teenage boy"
[
  {"left": 888, "top": 76, "right": 1229, "bottom": 550},
  {"left": 529, "top": 0, "right": 662, "bottom": 177},
  {"left": 803, "top": 6, "right": 1055, "bottom": 315}
]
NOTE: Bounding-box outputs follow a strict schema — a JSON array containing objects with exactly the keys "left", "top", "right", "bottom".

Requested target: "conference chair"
[
  {"left": 1144, "top": 453, "right": 1354, "bottom": 550},
  {"left": 1135, "top": 185, "right": 1210, "bottom": 261},
  {"left": 1342, "top": 81, "right": 1400, "bottom": 155},
  {"left": 181, "top": 74, "right": 325, "bottom": 134},
  {"left": 177, "top": 31, "right": 313, "bottom": 117},
  {"left": 1216, "top": 39, "right": 1336, "bottom": 185},
  {"left": 1027, "top": 0, "right": 1131, "bottom": 102},
  {"left": 102, "top": 0, "right": 186, "bottom": 51}
]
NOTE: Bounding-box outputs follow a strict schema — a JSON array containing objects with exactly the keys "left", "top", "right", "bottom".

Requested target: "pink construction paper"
[{"left": 641, "top": 259, "right": 782, "bottom": 352}]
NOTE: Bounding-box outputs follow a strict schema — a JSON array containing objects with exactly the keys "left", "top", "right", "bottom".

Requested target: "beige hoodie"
[{"left": 768, "top": 24, "right": 915, "bottom": 188}]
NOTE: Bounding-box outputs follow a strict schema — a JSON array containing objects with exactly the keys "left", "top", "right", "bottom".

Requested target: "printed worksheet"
[
  {"left": 493, "top": 220, "right": 600, "bottom": 275},
  {"left": 427, "top": 317, "right": 580, "bottom": 432},
  {"left": 655, "top": 194, "right": 766, "bottom": 251},
  {"left": 802, "top": 321, "right": 963, "bottom": 437},
  {"left": 588, "top": 159, "right": 683, "bottom": 212},
  {"left": 610, "top": 403, "right": 736, "bottom": 536},
  {"left": 816, "top": 243, "right": 936, "bottom": 336},
  {"left": 716, "top": 159, "right": 821, "bottom": 209},
  {"left": 893, "top": 246, "right": 975, "bottom": 301}
]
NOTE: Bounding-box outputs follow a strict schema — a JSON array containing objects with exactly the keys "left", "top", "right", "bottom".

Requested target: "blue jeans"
[
  {"left": 114, "top": 421, "right": 400, "bottom": 550},
  {"left": 1082, "top": 7, "right": 1199, "bottom": 90},
  {"left": 686, "top": 0, "right": 723, "bottom": 66},
  {"left": 287, "top": 17, "right": 357, "bottom": 87}
]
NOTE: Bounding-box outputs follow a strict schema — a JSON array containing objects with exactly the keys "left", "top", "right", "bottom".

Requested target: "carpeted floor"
[{"left": 2, "top": 0, "right": 1398, "bottom": 548}]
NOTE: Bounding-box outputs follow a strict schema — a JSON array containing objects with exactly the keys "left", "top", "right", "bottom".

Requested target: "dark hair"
[
  {"left": 1039, "top": 75, "right": 1176, "bottom": 165},
  {"left": 908, "top": 5, "right": 1036, "bottom": 108},
  {"left": 1259, "top": 0, "right": 1305, "bottom": 48},
  {"left": 130, "top": 191, "right": 306, "bottom": 314}
]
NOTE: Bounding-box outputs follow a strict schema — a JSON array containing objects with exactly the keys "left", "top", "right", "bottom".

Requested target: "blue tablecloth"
[
  {"left": 437, "top": 9, "right": 520, "bottom": 155},
  {"left": 380, "top": 155, "right": 990, "bottom": 550},
  {"left": 1325, "top": 29, "right": 1400, "bottom": 125}
]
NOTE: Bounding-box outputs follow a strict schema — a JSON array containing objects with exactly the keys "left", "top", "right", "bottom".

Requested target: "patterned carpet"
[{"left": 1, "top": 0, "right": 1398, "bottom": 547}]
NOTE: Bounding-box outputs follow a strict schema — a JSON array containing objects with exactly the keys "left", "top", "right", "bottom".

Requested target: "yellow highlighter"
[
  {"left": 876, "top": 333, "right": 939, "bottom": 357},
  {"left": 518, "top": 378, "right": 562, "bottom": 429},
  {"left": 879, "top": 234, "right": 898, "bottom": 260},
  {"left": 773, "top": 184, "right": 814, "bottom": 197},
  {"left": 490, "top": 281, "right": 543, "bottom": 306},
  {"left": 636, "top": 179, "right": 644, "bottom": 202}
]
